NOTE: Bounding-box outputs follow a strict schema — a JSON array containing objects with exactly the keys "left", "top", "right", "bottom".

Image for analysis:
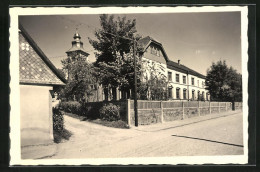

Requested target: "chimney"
[{"left": 178, "top": 59, "right": 180, "bottom": 65}]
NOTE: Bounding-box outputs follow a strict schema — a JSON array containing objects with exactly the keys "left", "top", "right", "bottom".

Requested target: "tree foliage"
[
  {"left": 52, "top": 68, "right": 66, "bottom": 98},
  {"left": 206, "top": 60, "right": 242, "bottom": 102},
  {"left": 89, "top": 14, "right": 140, "bottom": 63},
  {"left": 138, "top": 61, "right": 167, "bottom": 100},
  {"left": 60, "top": 60, "right": 97, "bottom": 102},
  {"left": 89, "top": 14, "right": 143, "bottom": 99}
]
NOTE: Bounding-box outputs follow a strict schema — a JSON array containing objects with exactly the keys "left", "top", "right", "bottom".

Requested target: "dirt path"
[
  {"left": 51, "top": 115, "right": 143, "bottom": 158},
  {"left": 50, "top": 110, "right": 243, "bottom": 159}
]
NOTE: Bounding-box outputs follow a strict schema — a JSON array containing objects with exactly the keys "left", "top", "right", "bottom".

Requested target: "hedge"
[{"left": 59, "top": 101, "right": 84, "bottom": 116}]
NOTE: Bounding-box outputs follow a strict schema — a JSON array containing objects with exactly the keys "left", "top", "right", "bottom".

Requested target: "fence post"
[
  {"left": 127, "top": 99, "right": 131, "bottom": 126},
  {"left": 209, "top": 101, "right": 211, "bottom": 114},
  {"left": 161, "top": 101, "right": 164, "bottom": 123},
  {"left": 182, "top": 101, "right": 185, "bottom": 120},
  {"left": 225, "top": 102, "right": 228, "bottom": 111},
  {"left": 218, "top": 102, "right": 220, "bottom": 113},
  {"left": 232, "top": 102, "right": 235, "bottom": 111},
  {"left": 198, "top": 101, "right": 200, "bottom": 116}
]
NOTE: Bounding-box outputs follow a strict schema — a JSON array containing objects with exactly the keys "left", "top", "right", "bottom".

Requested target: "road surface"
[{"left": 50, "top": 111, "right": 244, "bottom": 159}]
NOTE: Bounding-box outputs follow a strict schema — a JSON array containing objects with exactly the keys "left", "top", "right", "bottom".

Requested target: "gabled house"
[
  {"left": 19, "top": 23, "right": 66, "bottom": 147},
  {"left": 138, "top": 36, "right": 210, "bottom": 101}
]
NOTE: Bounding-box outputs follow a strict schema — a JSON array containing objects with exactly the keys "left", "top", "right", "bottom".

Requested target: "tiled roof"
[
  {"left": 138, "top": 36, "right": 152, "bottom": 48},
  {"left": 138, "top": 36, "right": 170, "bottom": 61},
  {"left": 19, "top": 24, "right": 66, "bottom": 85},
  {"left": 66, "top": 46, "right": 89, "bottom": 56},
  {"left": 167, "top": 61, "right": 206, "bottom": 79},
  {"left": 138, "top": 36, "right": 205, "bottom": 79}
]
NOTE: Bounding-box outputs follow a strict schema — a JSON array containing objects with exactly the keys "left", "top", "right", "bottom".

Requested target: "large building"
[
  {"left": 66, "top": 31, "right": 209, "bottom": 101},
  {"left": 138, "top": 36, "right": 210, "bottom": 101}
]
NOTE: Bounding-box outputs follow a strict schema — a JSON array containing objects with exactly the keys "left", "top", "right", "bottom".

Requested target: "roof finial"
[{"left": 73, "top": 28, "right": 81, "bottom": 39}]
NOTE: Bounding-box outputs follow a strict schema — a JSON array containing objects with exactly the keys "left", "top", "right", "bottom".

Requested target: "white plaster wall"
[
  {"left": 167, "top": 68, "right": 208, "bottom": 100},
  {"left": 20, "top": 84, "right": 53, "bottom": 147},
  {"left": 188, "top": 74, "right": 208, "bottom": 100}
]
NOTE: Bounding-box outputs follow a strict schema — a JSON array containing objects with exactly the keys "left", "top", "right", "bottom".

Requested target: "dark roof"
[
  {"left": 138, "top": 36, "right": 152, "bottom": 48},
  {"left": 66, "top": 47, "right": 89, "bottom": 56},
  {"left": 138, "top": 36, "right": 170, "bottom": 61},
  {"left": 19, "top": 23, "right": 66, "bottom": 85},
  {"left": 167, "top": 61, "right": 206, "bottom": 79}
]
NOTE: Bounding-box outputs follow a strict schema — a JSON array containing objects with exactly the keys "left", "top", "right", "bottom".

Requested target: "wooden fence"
[
  {"left": 127, "top": 100, "right": 242, "bottom": 126},
  {"left": 82, "top": 100, "right": 242, "bottom": 126}
]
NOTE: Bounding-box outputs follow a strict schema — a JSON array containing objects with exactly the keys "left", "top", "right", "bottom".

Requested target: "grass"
[
  {"left": 53, "top": 129, "right": 72, "bottom": 143},
  {"left": 63, "top": 111, "right": 129, "bottom": 129},
  {"left": 91, "top": 119, "right": 129, "bottom": 129}
]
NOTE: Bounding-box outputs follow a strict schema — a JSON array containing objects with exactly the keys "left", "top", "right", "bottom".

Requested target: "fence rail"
[
  {"left": 128, "top": 100, "right": 242, "bottom": 126},
  {"left": 79, "top": 99, "right": 242, "bottom": 127}
]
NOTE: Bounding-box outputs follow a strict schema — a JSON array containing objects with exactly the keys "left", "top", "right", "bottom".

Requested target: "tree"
[
  {"left": 89, "top": 14, "right": 142, "bottom": 100},
  {"left": 206, "top": 60, "right": 242, "bottom": 102},
  {"left": 60, "top": 60, "right": 97, "bottom": 102},
  {"left": 52, "top": 69, "right": 66, "bottom": 99},
  {"left": 138, "top": 61, "right": 167, "bottom": 100}
]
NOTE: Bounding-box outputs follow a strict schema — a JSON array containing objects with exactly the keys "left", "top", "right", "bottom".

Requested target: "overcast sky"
[{"left": 19, "top": 12, "right": 241, "bottom": 75}]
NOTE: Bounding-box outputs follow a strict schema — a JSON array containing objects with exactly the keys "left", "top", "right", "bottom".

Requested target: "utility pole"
[{"left": 133, "top": 39, "right": 138, "bottom": 127}]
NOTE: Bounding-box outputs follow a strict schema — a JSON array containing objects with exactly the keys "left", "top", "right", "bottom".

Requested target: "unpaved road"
[{"left": 50, "top": 111, "right": 243, "bottom": 159}]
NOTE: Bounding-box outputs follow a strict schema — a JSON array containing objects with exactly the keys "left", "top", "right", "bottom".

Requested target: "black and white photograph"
[{"left": 9, "top": 6, "right": 248, "bottom": 165}]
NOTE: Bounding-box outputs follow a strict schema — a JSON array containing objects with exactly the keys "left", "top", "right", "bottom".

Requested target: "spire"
[
  {"left": 71, "top": 28, "right": 83, "bottom": 48},
  {"left": 66, "top": 28, "right": 89, "bottom": 60},
  {"left": 73, "top": 28, "right": 81, "bottom": 40}
]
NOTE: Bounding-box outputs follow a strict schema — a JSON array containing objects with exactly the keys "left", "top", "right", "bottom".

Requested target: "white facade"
[
  {"left": 20, "top": 85, "right": 54, "bottom": 146},
  {"left": 167, "top": 68, "right": 209, "bottom": 101},
  {"left": 139, "top": 36, "right": 210, "bottom": 101}
]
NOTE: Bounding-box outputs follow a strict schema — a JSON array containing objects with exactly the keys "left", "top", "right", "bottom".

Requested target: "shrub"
[
  {"left": 53, "top": 106, "right": 64, "bottom": 133},
  {"left": 53, "top": 106, "right": 72, "bottom": 143},
  {"left": 82, "top": 102, "right": 103, "bottom": 119},
  {"left": 59, "top": 101, "right": 84, "bottom": 115},
  {"left": 99, "top": 103, "right": 120, "bottom": 121}
]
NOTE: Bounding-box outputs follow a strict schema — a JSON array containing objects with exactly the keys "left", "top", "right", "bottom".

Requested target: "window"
[
  {"left": 156, "top": 49, "right": 160, "bottom": 57},
  {"left": 150, "top": 45, "right": 160, "bottom": 57},
  {"left": 168, "top": 72, "right": 172, "bottom": 82},
  {"left": 192, "top": 90, "right": 195, "bottom": 100},
  {"left": 198, "top": 91, "right": 200, "bottom": 100},
  {"left": 183, "top": 76, "right": 186, "bottom": 84},
  {"left": 202, "top": 91, "right": 205, "bottom": 101},
  {"left": 183, "top": 89, "right": 187, "bottom": 99},
  {"left": 176, "top": 88, "right": 180, "bottom": 99},
  {"left": 176, "top": 74, "right": 179, "bottom": 82},
  {"left": 192, "top": 78, "right": 194, "bottom": 85},
  {"left": 168, "top": 87, "right": 172, "bottom": 99}
]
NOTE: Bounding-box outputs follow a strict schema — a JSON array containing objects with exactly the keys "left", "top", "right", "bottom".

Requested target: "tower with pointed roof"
[
  {"left": 65, "top": 29, "right": 90, "bottom": 80},
  {"left": 66, "top": 29, "right": 89, "bottom": 62}
]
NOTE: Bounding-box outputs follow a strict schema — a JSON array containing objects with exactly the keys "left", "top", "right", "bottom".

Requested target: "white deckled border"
[{"left": 9, "top": 6, "right": 249, "bottom": 166}]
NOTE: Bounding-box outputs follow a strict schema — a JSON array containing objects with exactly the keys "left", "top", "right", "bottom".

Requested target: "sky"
[{"left": 19, "top": 12, "right": 241, "bottom": 75}]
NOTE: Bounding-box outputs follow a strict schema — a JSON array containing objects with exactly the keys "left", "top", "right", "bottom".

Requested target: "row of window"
[
  {"left": 168, "top": 88, "right": 187, "bottom": 99},
  {"left": 150, "top": 45, "right": 161, "bottom": 57},
  {"left": 168, "top": 87, "right": 209, "bottom": 100},
  {"left": 168, "top": 72, "right": 205, "bottom": 87}
]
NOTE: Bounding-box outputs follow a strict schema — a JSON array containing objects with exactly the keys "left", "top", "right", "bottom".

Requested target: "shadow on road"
[{"left": 171, "top": 134, "right": 243, "bottom": 147}]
